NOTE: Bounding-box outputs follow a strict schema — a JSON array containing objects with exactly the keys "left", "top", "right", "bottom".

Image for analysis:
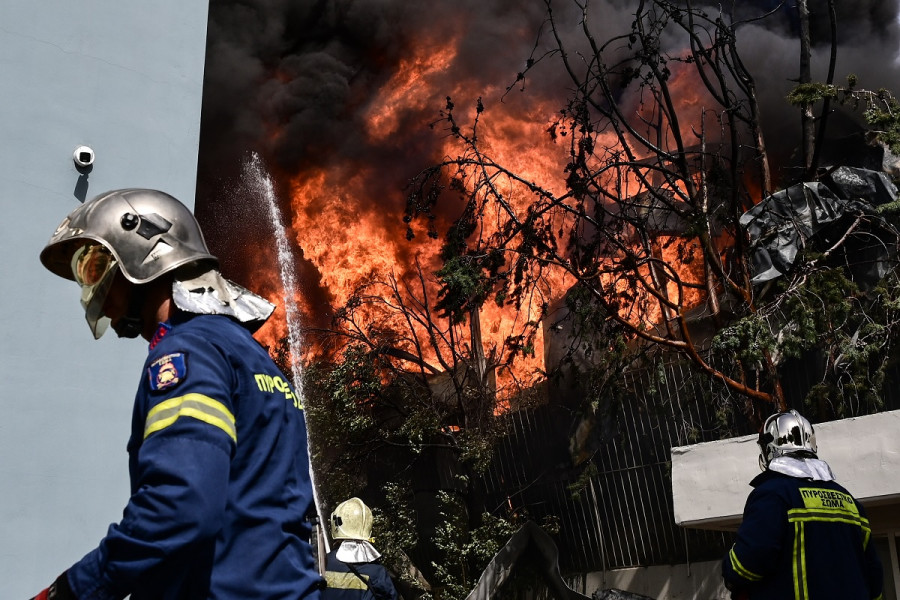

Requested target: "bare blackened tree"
[
  {"left": 402, "top": 0, "right": 900, "bottom": 429},
  {"left": 407, "top": 0, "right": 789, "bottom": 417}
]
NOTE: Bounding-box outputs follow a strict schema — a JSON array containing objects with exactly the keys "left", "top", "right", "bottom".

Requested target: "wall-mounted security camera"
[{"left": 73, "top": 145, "right": 95, "bottom": 168}]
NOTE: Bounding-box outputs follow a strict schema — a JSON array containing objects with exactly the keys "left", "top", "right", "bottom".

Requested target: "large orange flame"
[{"left": 253, "top": 26, "right": 739, "bottom": 406}]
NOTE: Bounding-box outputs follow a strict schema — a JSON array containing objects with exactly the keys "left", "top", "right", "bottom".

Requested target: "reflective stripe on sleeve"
[
  {"left": 144, "top": 393, "right": 236, "bottom": 443},
  {"left": 325, "top": 571, "right": 369, "bottom": 590},
  {"left": 729, "top": 546, "right": 764, "bottom": 582}
]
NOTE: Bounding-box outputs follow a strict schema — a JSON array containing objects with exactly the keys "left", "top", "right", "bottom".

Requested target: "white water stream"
[
  {"left": 241, "top": 152, "right": 330, "bottom": 554},
  {"left": 244, "top": 152, "right": 305, "bottom": 392}
]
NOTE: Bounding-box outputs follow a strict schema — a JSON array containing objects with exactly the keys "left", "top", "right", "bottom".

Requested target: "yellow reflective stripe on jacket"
[
  {"left": 792, "top": 522, "right": 809, "bottom": 600},
  {"left": 787, "top": 488, "right": 870, "bottom": 600},
  {"left": 729, "top": 546, "right": 764, "bottom": 582},
  {"left": 789, "top": 507, "right": 869, "bottom": 528},
  {"left": 788, "top": 508, "right": 871, "bottom": 542},
  {"left": 144, "top": 393, "right": 237, "bottom": 443},
  {"left": 325, "top": 571, "right": 369, "bottom": 590}
]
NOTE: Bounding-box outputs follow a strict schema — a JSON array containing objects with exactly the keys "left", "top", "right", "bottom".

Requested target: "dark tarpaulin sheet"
[
  {"left": 464, "top": 521, "right": 654, "bottom": 600},
  {"left": 740, "top": 167, "right": 899, "bottom": 285}
]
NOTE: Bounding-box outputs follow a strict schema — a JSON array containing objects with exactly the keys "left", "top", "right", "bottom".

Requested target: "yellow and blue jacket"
[
  {"left": 723, "top": 469, "right": 883, "bottom": 600},
  {"left": 66, "top": 312, "right": 322, "bottom": 599},
  {"left": 322, "top": 550, "right": 397, "bottom": 600}
]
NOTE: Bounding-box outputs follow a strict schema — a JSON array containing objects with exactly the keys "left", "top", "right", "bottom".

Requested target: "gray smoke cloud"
[{"left": 734, "top": 0, "right": 900, "bottom": 172}]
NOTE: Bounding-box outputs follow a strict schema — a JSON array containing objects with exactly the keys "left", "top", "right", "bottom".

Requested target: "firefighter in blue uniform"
[
  {"left": 32, "top": 189, "right": 323, "bottom": 599},
  {"left": 722, "top": 409, "right": 883, "bottom": 600},
  {"left": 322, "top": 498, "right": 397, "bottom": 600}
]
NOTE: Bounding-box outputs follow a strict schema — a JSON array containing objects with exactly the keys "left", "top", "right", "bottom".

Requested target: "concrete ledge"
[
  {"left": 672, "top": 410, "right": 900, "bottom": 533},
  {"left": 567, "top": 559, "right": 729, "bottom": 600}
]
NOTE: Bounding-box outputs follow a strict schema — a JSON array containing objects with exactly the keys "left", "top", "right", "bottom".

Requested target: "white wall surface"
[
  {"left": 0, "top": 1, "right": 208, "bottom": 595},
  {"left": 569, "top": 559, "right": 729, "bottom": 600},
  {"left": 672, "top": 410, "right": 900, "bottom": 530}
]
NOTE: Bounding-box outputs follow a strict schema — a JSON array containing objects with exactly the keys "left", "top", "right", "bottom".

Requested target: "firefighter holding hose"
[{"left": 30, "top": 189, "right": 323, "bottom": 599}]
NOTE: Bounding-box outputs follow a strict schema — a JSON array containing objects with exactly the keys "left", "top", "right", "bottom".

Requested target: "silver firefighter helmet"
[
  {"left": 40, "top": 189, "right": 218, "bottom": 337},
  {"left": 758, "top": 409, "right": 818, "bottom": 470},
  {"left": 41, "top": 188, "right": 217, "bottom": 284}
]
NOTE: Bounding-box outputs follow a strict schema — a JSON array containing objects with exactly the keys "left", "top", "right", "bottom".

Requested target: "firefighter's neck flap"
[
  {"left": 172, "top": 268, "right": 275, "bottom": 330},
  {"left": 767, "top": 455, "right": 835, "bottom": 481},
  {"left": 335, "top": 539, "right": 381, "bottom": 563}
]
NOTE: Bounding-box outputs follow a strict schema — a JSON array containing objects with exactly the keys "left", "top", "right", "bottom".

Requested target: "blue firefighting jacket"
[
  {"left": 322, "top": 550, "right": 397, "bottom": 600},
  {"left": 722, "top": 469, "right": 883, "bottom": 600},
  {"left": 66, "top": 312, "right": 323, "bottom": 599}
]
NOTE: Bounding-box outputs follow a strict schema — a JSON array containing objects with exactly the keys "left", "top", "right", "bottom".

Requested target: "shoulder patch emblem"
[{"left": 148, "top": 352, "right": 187, "bottom": 391}]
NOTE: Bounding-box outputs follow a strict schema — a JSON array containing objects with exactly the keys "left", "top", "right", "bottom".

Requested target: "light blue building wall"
[{"left": 0, "top": 1, "right": 209, "bottom": 595}]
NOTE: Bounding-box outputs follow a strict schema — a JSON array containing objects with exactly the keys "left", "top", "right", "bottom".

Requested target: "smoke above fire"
[{"left": 195, "top": 0, "right": 900, "bottom": 365}]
